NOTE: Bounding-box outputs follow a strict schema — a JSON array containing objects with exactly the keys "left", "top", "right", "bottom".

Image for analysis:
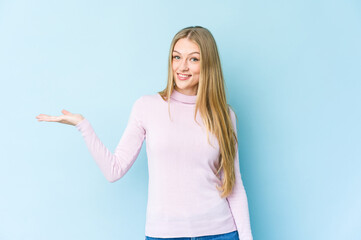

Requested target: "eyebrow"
[{"left": 173, "top": 50, "right": 200, "bottom": 55}]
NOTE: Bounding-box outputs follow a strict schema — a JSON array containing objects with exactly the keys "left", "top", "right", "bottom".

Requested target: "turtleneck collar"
[{"left": 170, "top": 89, "right": 197, "bottom": 104}]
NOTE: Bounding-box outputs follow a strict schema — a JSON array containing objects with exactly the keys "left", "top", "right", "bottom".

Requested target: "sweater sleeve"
[
  {"left": 225, "top": 107, "right": 253, "bottom": 240},
  {"left": 75, "top": 96, "right": 146, "bottom": 183}
]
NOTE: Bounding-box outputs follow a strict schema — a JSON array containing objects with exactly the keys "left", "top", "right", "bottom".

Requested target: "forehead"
[{"left": 173, "top": 38, "right": 200, "bottom": 54}]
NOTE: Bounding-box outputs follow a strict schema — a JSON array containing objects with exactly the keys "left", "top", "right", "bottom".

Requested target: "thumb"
[{"left": 62, "top": 109, "right": 71, "bottom": 115}]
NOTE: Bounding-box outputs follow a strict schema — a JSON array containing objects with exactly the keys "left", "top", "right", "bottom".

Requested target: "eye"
[
  {"left": 190, "top": 57, "right": 199, "bottom": 62},
  {"left": 173, "top": 55, "right": 180, "bottom": 60}
]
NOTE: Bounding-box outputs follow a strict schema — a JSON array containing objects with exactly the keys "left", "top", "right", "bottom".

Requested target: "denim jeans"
[{"left": 145, "top": 230, "right": 239, "bottom": 240}]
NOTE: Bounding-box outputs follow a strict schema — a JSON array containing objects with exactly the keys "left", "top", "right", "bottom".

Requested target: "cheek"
[
  {"left": 172, "top": 61, "right": 178, "bottom": 71},
  {"left": 192, "top": 64, "right": 200, "bottom": 75}
]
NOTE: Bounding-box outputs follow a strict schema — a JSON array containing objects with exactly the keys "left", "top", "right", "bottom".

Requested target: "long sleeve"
[
  {"left": 225, "top": 107, "right": 253, "bottom": 240},
  {"left": 75, "top": 96, "right": 146, "bottom": 183}
]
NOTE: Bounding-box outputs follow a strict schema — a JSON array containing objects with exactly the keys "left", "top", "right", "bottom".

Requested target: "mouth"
[{"left": 177, "top": 73, "right": 192, "bottom": 80}]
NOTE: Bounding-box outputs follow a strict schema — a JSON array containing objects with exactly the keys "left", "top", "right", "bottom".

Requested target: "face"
[{"left": 172, "top": 38, "right": 201, "bottom": 96}]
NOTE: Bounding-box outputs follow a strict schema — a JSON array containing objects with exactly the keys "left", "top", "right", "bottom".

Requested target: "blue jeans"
[{"left": 145, "top": 230, "right": 239, "bottom": 240}]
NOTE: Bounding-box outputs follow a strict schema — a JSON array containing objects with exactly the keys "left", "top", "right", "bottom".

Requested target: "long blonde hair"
[{"left": 158, "top": 26, "right": 238, "bottom": 198}]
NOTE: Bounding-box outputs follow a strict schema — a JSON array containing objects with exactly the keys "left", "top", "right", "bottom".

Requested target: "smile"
[
  {"left": 177, "top": 73, "right": 192, "bottom": 81},
  {"left": 177, "top": 73, "right": 192, "bottom": 77}
]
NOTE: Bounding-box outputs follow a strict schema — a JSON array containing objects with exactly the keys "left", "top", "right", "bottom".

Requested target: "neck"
[{"left": 170, "top": 88, "right": 197, "bottom": 104}]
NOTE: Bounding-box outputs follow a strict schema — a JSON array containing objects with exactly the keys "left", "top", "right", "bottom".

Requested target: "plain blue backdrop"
[{"left": 0, "top": 0, "right": 360, "bottom": 239}]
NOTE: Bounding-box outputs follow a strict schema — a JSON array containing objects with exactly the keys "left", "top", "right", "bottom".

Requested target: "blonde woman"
[{"left": 36, "top": 26, "right": 253, "bottom": 240}]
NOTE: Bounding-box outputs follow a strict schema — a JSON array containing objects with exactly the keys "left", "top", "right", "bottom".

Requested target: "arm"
[
  {"left": 226, "top": 107, "right": 253, "bottom": 240},
  {"left": 75, "top": 97, "right": 146, "bottom": 183}
]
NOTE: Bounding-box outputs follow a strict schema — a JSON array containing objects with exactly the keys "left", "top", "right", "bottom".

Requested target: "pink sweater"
[{"left": 75, "top": 89, "right": 253, "bottom": 239}]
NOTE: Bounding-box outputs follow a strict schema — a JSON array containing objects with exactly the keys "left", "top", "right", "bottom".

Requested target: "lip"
[{"left": 177, "top": 73, "right": 192, "bottom": 81}]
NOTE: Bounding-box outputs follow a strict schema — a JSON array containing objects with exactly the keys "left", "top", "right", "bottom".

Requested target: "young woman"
[{"left": 36, "top": 26, "right": 253, "bottom": 240}]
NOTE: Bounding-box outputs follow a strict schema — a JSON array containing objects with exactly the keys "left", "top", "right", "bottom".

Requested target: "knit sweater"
[{"left": 75, "top": 89, "right": 253, "bottom": 239}]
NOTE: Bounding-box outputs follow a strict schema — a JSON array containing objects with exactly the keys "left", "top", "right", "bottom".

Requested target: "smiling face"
[{"left": 172, "top": 38, "right": 201, "bottom": 96}]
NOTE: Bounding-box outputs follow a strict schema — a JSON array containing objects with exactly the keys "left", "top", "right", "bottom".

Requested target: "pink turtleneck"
[{"left": 75, "top": 89, "right": 253, "bottom": 239}]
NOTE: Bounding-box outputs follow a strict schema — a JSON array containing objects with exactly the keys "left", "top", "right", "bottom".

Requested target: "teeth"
[{"left": 179, "top": 74, "right": 191, "bottom": 77}]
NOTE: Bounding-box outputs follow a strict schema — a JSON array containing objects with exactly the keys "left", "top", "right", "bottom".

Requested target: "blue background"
[{"left": 0, "top": 0, "right": 360, "bottom": 239}]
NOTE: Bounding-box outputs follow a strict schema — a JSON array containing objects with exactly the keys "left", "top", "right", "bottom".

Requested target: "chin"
[{"left": 174, "top": 83, "right": 189, "bottom": 90}]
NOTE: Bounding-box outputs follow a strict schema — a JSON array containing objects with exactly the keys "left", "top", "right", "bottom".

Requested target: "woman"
[{"left": 36, "top": 26, "right": 253, "bottom": 240}]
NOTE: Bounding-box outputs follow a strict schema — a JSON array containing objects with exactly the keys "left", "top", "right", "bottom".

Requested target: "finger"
[
  {"left": 37, "top": 115, "right": 62, "bottom": 122},
  {"left": 62, "top": 109, "right": 71, "bottom": 115},
  {"left": 36, "top": 114, "right": 50, "bottom": 117},
  {"left": 36, "top": 114, "right": 50, "bottom": 120}
]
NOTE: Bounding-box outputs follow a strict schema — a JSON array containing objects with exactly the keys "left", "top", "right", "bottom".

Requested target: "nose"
[{"left": 179, "top": 58, "right": 189, "bottom": 71}]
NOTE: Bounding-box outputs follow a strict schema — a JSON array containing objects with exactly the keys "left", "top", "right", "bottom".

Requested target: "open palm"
[{"left": 35, "top": 109, "right": 84, "bottom": 126}]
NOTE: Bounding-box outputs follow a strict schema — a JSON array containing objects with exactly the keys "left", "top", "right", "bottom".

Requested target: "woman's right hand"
[{"left": 35, "top": 109, "right": 85, "bottom": 126}]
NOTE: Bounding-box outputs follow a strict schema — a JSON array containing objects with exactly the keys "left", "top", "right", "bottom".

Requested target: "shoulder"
[
  {"left": 228, "top": 105, "right": 237, "bottom": 121},
  {"left": 227, "top": 104, "right": 238, "bottom": 131},
  {"left": 136, "top": 93, "right": 161, "bottom": 105},
  {"left": 132, "top": 92, "right": 163, "bottom": 112}
]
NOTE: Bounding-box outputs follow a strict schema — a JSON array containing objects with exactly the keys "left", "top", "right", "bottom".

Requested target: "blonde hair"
[{"left": 158, "top": 26, "right": 238, "bottom": 198}]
